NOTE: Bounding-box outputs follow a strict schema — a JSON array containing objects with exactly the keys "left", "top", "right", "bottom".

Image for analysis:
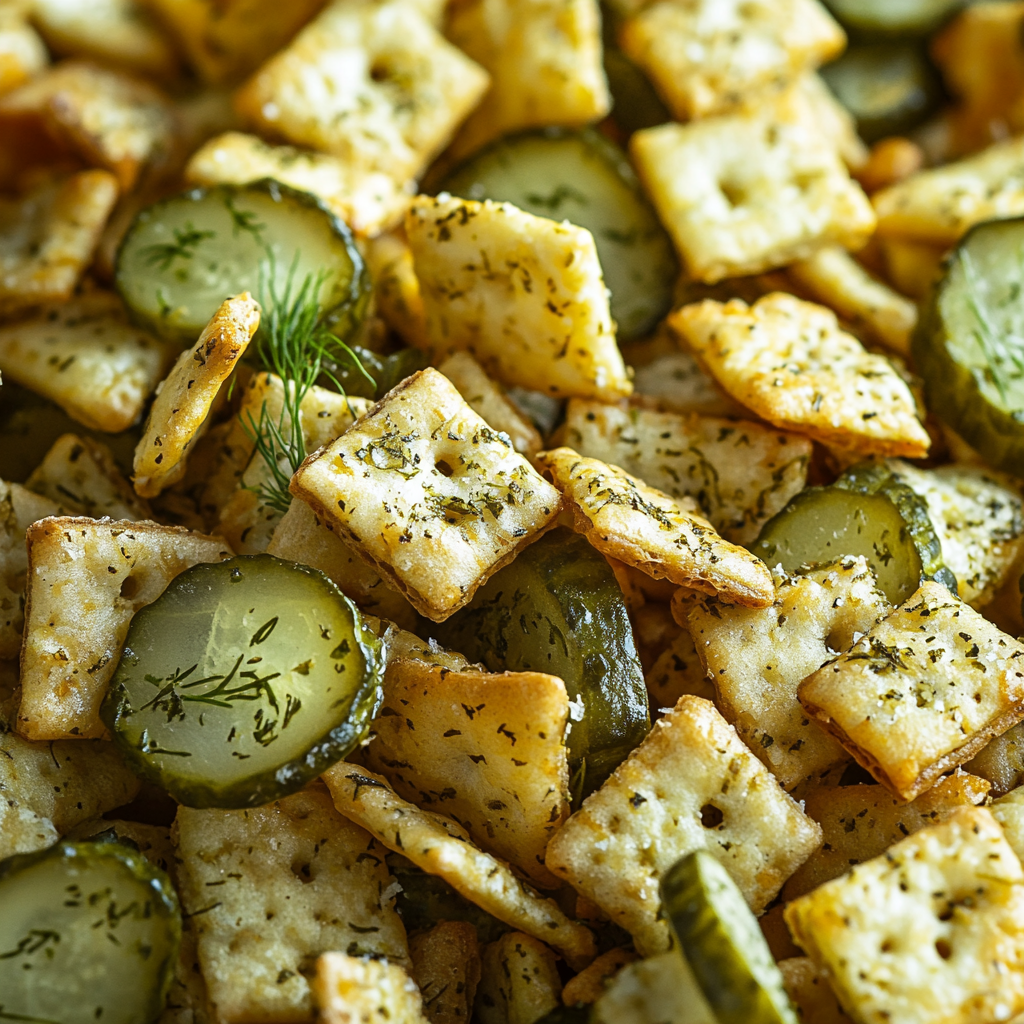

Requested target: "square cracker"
[
  {"left": 618, "top": 0, "right": 844, "bottom": 122},
  {"left": 476, "top": 933, "right": 562, "bottom": 1024},
  {"left": 0, "top": 292, "right": 170, "bottom": 433},
  {"left": 781, "top": 772, "right": 991, "bottom": 902},
  {"left": 873, "top": 135, "right": 1024, "bottom": 245},
  {"left": 409, "top": 921, "right": 481, "bottom": 1024},
  {"left": 406, "top": 195, "right": 630, "bottom": 402},
  {"left": 0, "top": 171, "right": 119, "bottom": 317},
  {"left": 562, "top": 399, "right": 811, "bottom": 544},
  {"left": 290, "top": 368, "right": 562, "bottom": 622},
  {"left": 536, "top": 447, "right": 774, "bottom": 607},
  {"left": 362, "top": 658, "right": 570, "bottom": 888},
  {"left": 133, "top": 293, "right": 260, "bottom": 499},
  {"left": 185, "top": 132, "right": 412, "bottom": 238},
  {"left": 799, "top": 582, "right": 1024, "bottom": 802},
  {"left": 631, "top": 86, "right": 875, "bottom": 283},
  {"left": 784, "top": 806, "right": 1024, "bottom": 1024},
  {"left": 174, "top": 786, "right": 409, "bottom": 1024},
  {"left": 671, "top": 293, "right": 931, "bottom": 458},
  {"left": 0, "top": 729, "right": 140, "bottom": 860},
  {"left": 544, "top": 695, "right": 822, "bottom": 956},
  {"left": 321, "top": 762, "right": 597, "bottom": 968},
  {"left": 268, "top": 499, "right": 417, "bottom": 631},
  {"left": 27, "top": 433, "right": 150, "bottom": 522},
  {"left": 235, "top": 0, "right": 489, "bottom": 185},
  {"left": 444, "top": 0, "right": 609, "bottom": 163},
  {"left": 688, "top": 557, "right": 891, "bottom": 791},
  {"left": 16, "top": 517, "right": 232, "bottom": 740},
  {"left": 315, "top": 953, "right": 426, "bottom": 1024},
  {"left": 0, "top": 7, "right": 47, "bottom": 97}
]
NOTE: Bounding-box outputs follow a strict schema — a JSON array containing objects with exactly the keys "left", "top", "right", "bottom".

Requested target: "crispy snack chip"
[
  {"left": 562, "top": 948, "right": 638, "bottom": 1007},
  {"left": 618, "top": 0, "right": 844, "bottom": 121},
  {"left": 363, "top": 659, "right": 569, "bottom": 888},
  {"left": 235, "top": 1, "right": 489, "bottom": 184},
  {"left": 476, "top": 933, "right": 562, "bottom": 1024},
  {"left": 545, "top": 695, "right": 822, "bottom": 955},
  {"left": 631, "top": 87, "right": 875, "bottom": 283},
  {"left": 782, "top": 772, "right": 991, "bottom": 901},
  {"left": 315, "top": 953, "right": 427, "bottom": 1024},
  {"left": 364, "top": 231, "right": 430, "bottom": 349},
  {"left": 0, "top": 171, "right": 119, "bottom": 317},
  {"left": 644, "top": 621, "right": 717, "bottom": 711},
  {"left": 537, "top": 447, "right": 774, "bottom": 607},
  {"left": 185, "top": 132, "right": 413, "bottom": 237},
  {"left": 438, "top": 352, "right": 542, "bottom": 459},
  {"left": 409, "top": 921, "right": 481, "bottom": 1024},
  {"left": 0, "top": 5, "right": 47, "bottom": 97},
  {"left": 689, "top": 557, "right": 891, "bottom": 790},
  {"left": 799, "top": 582, "right": 1024, "bottom": 802},
  {"left": 562, "top": 399, "right": 811, "bottom": 544},
  {"left": 291, "top": 368, "right": 562, "bottom": 621},
  {"left": 0, "top": 292, "right": 170, "bottom": 432},
  {"left": 16, "top": 517, "right": 232, "bottom": 740},
  {"left": 133, "top": 293, "right": 260, "bottom": 499},
  {"left": 0, "top": 729, "right": 140, "bottom": 860},
  {"left": 873, "top": 135, "right": 1024, "bottom": 245},
  {"left": 672, "top": 293, "right": 931, "bottom": 458},
  {"left": 406, "top": 195, "right": 630, "bottom": 401},
  {"left": 785, "top": 806, "right": 1024, "bottom": 1024},
  {"left": 175, "top": 786, "right": 409, "bottom": 1024},
  {"left": 787, "top": 245, "right": 919, "bottom": 357},
  {"left": 321, "top": 762, "right": 598, "bottom": 968},
  {"left": 445, "top": 0, "right": 609, "bottom": 162}
]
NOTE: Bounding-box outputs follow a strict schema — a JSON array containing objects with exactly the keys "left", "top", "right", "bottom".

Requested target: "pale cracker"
[
  {"left": 363, "top": 230, "right": 430, "bottom": 349},
  {"left": 321, "top": 762, "right": 597, "bottom": 968},
  {"left": 671, "top": 293, "right": 931, "bottom": 458},
  {"left": 797, "top": 71, "right": 868, "bottom": 172},
  {"left": 438, "top": 351, "right": 542, "bottom": 459},
  {"left": 689, "top": 557, "right": 891, "bottom": 791},
  {"left": 562, "top": 398, "right": 811, "bottom": 544},
  {"left": 133, "top": 293, "right": 260, "bottom": 499},
  {"left": 406, "top": 195, "right": 630, "bottom": 402},
  {"left": 785, "top": 806, "right": 1024, "bottom": 1024},
  {"left": 235, "top": 0, "right": 489, "bottom": 184},
  {"left": 618, "top": 0, "right": 844, "bottom": 121},
  {"left": 879, "top": 236, "right": 947, "bottom": 301},
  {"left": 476, "top": 933, "right": 561, "bottom": 1024},
  {"left": 537, "top": 447, "right": 774, "bottom": 607},
  {"left": 175, "top": 786, "right": 408, "bottom": 1024},
  {"left": 782, "top": 771, "right": 991, "bottom": 901},
  {"left": 185, "top": 132, "right": 412, "bottom": 238},
  {"left": 630, "top": 86, "right": 876, "bottom": 283},
  {"left": 409, "top": 921, "right": 481, "bottom": 1024},
  {"left": 315, "top": 953, "right": 427, "bottom": 1024},
  {"left": 0, "top": 5, "right": 47, "bottom": 97},
  {"left": 0, "top": 171, "right": 119, "bottom": 317},
  {"left": 16, "top": 517, "right": 232, "bottom": 740},
  {"left": 363, "top": 658, "right": 569, "bottom": 888},
  {"left": 0, "top": 291, "right": 170, "bottom": 432},
  {"left": 445, "top": 0, "right": 609, "bottom": 162},
  {"left": 545, "top": 695, "right": 822, "bottom": 955},
  {"left": 799, "top": 582, "right": 1024, "bottom": 802},
  {"left": 290, "top": 368, "right": 562, "bottom": 622},
  {"left": 787, "top": 245, "right": 919, "bottom": 357},
  {"left": 644, "top": 621, "right": 717, "bottom": 711}
]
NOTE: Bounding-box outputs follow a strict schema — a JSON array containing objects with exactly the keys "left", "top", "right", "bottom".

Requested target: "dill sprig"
[
  {"left": 242, "top": 256, "right": 374, "bottom": 514},
  {"left": 140, "top": 223, "right": 215, "bottom": 272}
]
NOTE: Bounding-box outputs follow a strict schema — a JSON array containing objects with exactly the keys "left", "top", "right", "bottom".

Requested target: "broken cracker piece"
[
  {"left": 476, "top": 932, "right": 561, "bottom": 1024},
  {"left": 315, "top": 953, "right": 427, "bottom": 1024},
  {"left": 409, "top": 921, "right": 481, "bottom": 1024}
]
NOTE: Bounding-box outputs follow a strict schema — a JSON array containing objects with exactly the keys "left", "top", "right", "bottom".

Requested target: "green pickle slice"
[
  {"left": 914, "top": 216, "right": 1024, "bottom": 476},
  {"left": 115, "top": 179, "right": 367, "bottom": 343},
  {"left": 824, "top": 0, "right": 964, "bottom": 37},
  {"left": 0, "top": 840, "right": 181, "bottom": 1024},
  {"left": 440, "top": 129, "right": 677, "bottom": 339},
  {"left": 102, "top": 553, "right": 384, "bottom": 808},
  {"left": 434, "top": 528, "right": 650, "bottom": 800},
  {"left": 661, "top": 850, "right": 797, "bottom": 1024}
]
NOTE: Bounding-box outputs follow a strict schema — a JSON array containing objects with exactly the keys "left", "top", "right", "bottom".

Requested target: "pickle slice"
[
  {"left": 914, "top": 216, "right": 1024, "bottom": 476},
  {"left": 824, "top": 0, "right": 964, "bottom": 37},
  {"left": 102, "top": 554, "right": 383, "bottom": 809},
  {"left": 0, "top": 840, "right": 181, "bottom": 1024},
  {"left": 434, "top": 528, "right": 649, "bottom": 799},
  {"left": 440, "top": 129, "right": 677, "bottom": 339},
  {"left": 115, "top": 180, "right": 367, "bottom": 343},
  {"left": 661, "top": 851, "right": 797, "bottom": 1024},
  {"left": 750, "top": 486, "right": 924, "bottom": 605}
]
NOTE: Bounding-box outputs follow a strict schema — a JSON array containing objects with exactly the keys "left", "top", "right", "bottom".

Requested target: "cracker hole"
[
  {"left": 935, "top": 938, "right": 952, "bottom": 960},
  {"left": 435, "top": 459, "right": 454, "bottom": 477},
  {"left": 290, "top": 860, "right": 314, "bottom": 883},
  {"left": 700, "top": 804, "right": 724, "bottom": 829},
  {"left": 719, "top": 180, "right": 747, "bottom": 208},
  {"left": 120, "top": 575, "right": 139, "bottom": 601},
  {"left": 370, "top": 62, "right": 390, "bottom": 82},
  {"left": 880, "top": 939, "right": 894, "bottom": 953}
]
